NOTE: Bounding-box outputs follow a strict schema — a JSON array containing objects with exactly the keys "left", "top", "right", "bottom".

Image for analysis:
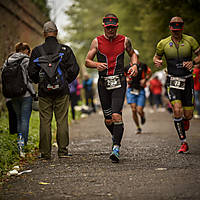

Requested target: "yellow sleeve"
[
  {"left": 156, "top": 40, "right": 165, "bottom": 57},
  {"left": 188, "top": 35, "right": 199, "bottom": 52}
]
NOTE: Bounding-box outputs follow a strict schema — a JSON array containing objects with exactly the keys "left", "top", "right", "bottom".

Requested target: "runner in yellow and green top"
[{"left": 153, "top": 16, "right": 200, "bottom": 154}]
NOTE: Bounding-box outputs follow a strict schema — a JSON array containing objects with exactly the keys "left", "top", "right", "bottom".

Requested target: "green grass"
[
  {"left": 0, "top": 104, "right": 82, "bottom": 180},
  {"left": 0, "top": 110, "right": 57, "bottom": 179},
  {"left": 0, "top": 113, "right": 19, "bottom": 177}
]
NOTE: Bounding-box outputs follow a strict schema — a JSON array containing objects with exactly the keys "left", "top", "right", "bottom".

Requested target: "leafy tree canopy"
[
  {"left": 63, "top": 0, "right": 200, "bottom": 73},
  {"left": 31, "top": 0, "right": 50, "bottom": 18}
]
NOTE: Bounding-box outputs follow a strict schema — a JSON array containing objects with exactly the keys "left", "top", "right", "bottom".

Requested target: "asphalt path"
[{"left": 1, "top": 105, "right": 200, "bottom": 200}]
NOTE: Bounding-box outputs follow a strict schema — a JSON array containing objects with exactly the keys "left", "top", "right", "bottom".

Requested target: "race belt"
[
  {"left": 130, "top": 88, "right": 140, "bottom": 95},
  {"left": 168, "top": 74, "right": 192, "bottom": 90},
  {"left": 103, "top": 75, "right": 122, "bottom": 90},
  {"left": 170, "top": 77, "right": 185, "bottom": 90}
]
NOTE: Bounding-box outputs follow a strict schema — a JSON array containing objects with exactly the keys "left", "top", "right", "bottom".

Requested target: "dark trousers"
[
  {"left": 6, "top": 100, "right": 17, "bottom": 134},
  {"left": 85, "top": 90, "right": 96, "bottom": 112},
  {"left": 153, "top": 94, "right": 163, "bottom": 108},
  {"left": 70, "top": 92, "right": 78, "bottom": 120},
  {"left": 39, "top": 94, "right": 70, "bottom": 157}
]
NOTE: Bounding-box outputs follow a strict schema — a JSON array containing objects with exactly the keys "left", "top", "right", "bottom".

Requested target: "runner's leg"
[
  {"left": 111, "top": 77, "right": 126, "bottom": 146},
  {"left": 172, "top": 101, "right": 186, "bottom": 141},
  {"left": 97, "top": 79, "right": 113, "bottom": 135},
  {"left": 131, "top": 103, "right": 139, "bottom": 128}
]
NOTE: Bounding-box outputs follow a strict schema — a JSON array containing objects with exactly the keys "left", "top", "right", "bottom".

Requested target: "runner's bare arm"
[
  {"left": 194, "top": 47, "right": 200, "bottom": 64},
  {"left": 153, "top": 53, "right": 163, "bottom": 68},
  {"left": 191, "top": 47, "right": 200, "bottom": 67},
  {"left": 125, "top": 37, "right": 138, "bottom": 76},
  {"left": 183, "top": 47, "right": 200, "bottom": 70},
  {"left": 85, "top": 38, "right": 107, "bottom": 71}
]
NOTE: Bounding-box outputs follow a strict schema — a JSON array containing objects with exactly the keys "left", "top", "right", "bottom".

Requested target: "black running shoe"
[
  {"left": 135, "top": 128, "right": 142, "bottom": 134},
  {"left": 141, "top": 116, "right": 146, "bottom": 125},
  {"left": 59, "top": 153, "right": 72, "bottom": 158},
  {"left": 38, "top": 154, "right": 51, "bottom": 160}
]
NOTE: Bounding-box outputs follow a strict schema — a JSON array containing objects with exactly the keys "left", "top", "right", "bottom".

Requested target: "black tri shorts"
[
  {"left": 97, "top": 75, "right": 127, "bottom": 119},
  {"left": 166, "top": 76, "right": 194, "bottom": 108}
]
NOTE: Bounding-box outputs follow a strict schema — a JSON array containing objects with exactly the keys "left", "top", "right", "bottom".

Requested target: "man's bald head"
[
  {"left": 169, "top": 16, "right": 184, "bottom": 31},
  {"left": 170, "top": 16, "right": 184, "bottom": 23}
]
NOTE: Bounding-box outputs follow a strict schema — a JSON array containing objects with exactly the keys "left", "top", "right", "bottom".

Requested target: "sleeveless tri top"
[{"left": 97, "top": 34, "right": 125, "bottom": 76}]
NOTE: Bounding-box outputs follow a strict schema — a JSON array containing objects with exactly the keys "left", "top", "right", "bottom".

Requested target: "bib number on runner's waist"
[
  {"left": 130, "top": 88, "right": 140, "bottom": 95},
  {"left": 104, "top": 75, "right": 121, "bottom": 90},
  {"left": 170, "top": 77, "right": 186, "bottom": 90}
]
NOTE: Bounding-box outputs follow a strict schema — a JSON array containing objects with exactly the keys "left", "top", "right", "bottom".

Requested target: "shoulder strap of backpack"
[{"left": 18, "top": 56, "right": 34, "bottom": 96}]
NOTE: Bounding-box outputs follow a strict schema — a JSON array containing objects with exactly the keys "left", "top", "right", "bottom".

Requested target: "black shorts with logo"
[
  {"left": 98, "top": 75, "right": 127, "bottom": 119},
  {"left": 166, "top": 76, "right": 194, "bottom": 108}
]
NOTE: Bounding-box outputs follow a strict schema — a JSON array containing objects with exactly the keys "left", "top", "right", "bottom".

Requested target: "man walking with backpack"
[{"left": 28, "top": 21, "right": 79, "bottom": 159}]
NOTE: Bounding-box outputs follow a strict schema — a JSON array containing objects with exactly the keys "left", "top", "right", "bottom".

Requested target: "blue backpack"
[{"left": 33, "top": 44, "right": 66, "bottom": 95}]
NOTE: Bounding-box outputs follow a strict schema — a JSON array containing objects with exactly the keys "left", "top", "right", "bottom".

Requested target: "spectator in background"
[
  {"left": 83, "top": 73, "right": 96, "bottom": 112},
  {"left": 28, "top": 21, "right": 79, "bottom": 159},
  {"left": 2, "top": 53, "right": 18, "bottom": 135},
  {"left": 69, "top": 77, "right": 82, "bottom": 121},
  {"left": 148, "top": 84, "right": 155, "bottom": 112},
  {"left": 193, "top": 64, "right": 200, "bottom": 119},
  {"left": 76, "top": 76, "right": 82, "bottom": 103},
  {"left": 149, "top": 76, "right": 163, "bottom": 110}
]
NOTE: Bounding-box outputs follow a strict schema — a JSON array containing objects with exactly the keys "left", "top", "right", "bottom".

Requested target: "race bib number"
[
  {"left": 130, "top": 88, "right": 139, "bottom": 95},
  {"left": 104, "top": 75, "right": 121, "bottom": 90},
  {"left": 170, "top": 77, "right": 186, "bottom": 90}
]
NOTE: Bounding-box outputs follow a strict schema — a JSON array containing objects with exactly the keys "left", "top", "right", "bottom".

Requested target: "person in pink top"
[
  {"left": 149, "top": 76, "right": 163, "bottom": 109},
  {"left": 76, "top": 77, "right": 82, "bottom": 98},
  {"left": 193, "top": 64, "right": 200, "bottom": 118}
]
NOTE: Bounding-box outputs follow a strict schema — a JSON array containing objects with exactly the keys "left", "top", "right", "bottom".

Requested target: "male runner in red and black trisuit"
[
  {"left": 85, "top": 13, "right": 138, "bottom": 162},
  {"left": 153, "top": 16, "right": 200, "bottom": 153}
]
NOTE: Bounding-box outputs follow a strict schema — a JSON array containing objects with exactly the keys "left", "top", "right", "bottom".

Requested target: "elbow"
[{"left": 85, "top": 59, "right": 90, "bottom": 68}]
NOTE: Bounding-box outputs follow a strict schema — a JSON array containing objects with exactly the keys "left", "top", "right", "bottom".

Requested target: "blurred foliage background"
[{"left": 62, "top": 0, "right": 200, "bottom": 72}]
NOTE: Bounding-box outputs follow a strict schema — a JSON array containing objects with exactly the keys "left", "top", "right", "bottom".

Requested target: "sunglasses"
[
  {"left": 105, "top": 26, "right": 118, "bottom": 29},
  {"left": 169, "top": 22, "right": 184, "bottom": 30}
]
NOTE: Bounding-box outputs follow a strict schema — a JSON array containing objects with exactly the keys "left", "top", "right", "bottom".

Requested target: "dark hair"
[
  {"left": 15, "top": 42, "right": 30, "bottom": 53},
  {"left": 104, "top": 13, "right": 118, "bottom": 18}
]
